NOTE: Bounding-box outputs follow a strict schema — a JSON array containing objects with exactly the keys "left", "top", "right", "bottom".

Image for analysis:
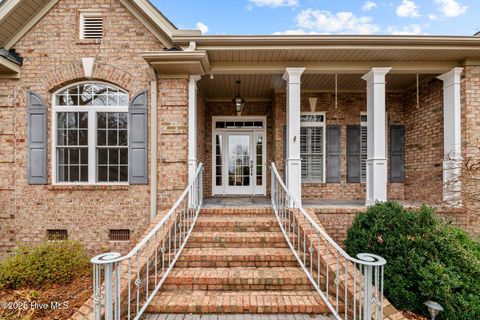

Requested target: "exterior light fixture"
[
  {"left": 424, "top": 301, "right": 444, "bottom": 320},
  {"left": 232, "top": 80, "right": 245, "bottom": 116}
]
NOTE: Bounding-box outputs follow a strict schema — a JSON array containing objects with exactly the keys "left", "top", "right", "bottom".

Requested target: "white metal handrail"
[
  {"left": 270, "top": 162, "right": 386, "bottom": 320},
  {"left": 91, "top": 163, "right": 204, "bottom": 320}
]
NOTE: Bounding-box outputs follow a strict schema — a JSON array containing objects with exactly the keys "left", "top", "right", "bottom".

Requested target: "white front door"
[{"left": 212, "top": 117, "right": 266, "bottom": 195}]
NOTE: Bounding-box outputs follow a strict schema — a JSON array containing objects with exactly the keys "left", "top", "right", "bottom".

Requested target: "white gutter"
[{"left": 149, "top": 66, "right": 158, "bottom": 219}]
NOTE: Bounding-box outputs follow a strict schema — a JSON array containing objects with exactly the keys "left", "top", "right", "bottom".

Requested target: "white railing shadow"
[
  {"left": 91, "top": 163, "right": 204, "bottom": 320},
  {"left": 270, "top": 162, "right": 386, "bottom": 320}
]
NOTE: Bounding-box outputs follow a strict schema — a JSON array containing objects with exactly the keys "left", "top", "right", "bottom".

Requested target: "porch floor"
[{"left": 204, "top": 197, "right": 425, "bottom": 209}]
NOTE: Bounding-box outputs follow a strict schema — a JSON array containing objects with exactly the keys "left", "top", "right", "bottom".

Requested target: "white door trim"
[{"left": 212, "top": 116, "right": 267, "bottom": 196}]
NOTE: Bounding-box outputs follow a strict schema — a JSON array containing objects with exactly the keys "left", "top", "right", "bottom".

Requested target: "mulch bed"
[
  {"left": 0, "top": 275, "right": 92, "bottom": 320},
  {"left": 403, "top": 311, "right": 428, "bottom": 320}
]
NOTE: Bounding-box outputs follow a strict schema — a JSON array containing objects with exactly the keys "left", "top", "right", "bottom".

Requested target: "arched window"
[{"left": 53, "top": 82, "right": 129, "bottom": 184}]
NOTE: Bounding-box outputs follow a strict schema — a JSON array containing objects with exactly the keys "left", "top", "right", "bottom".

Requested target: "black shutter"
[
  {"left": 128, "top": 91, "right": 148, "bottom": 184},
  {"left": 326, "top": 125, "right": 341, "bottom": 183},
  {"left": 390, "top": 125, "right": 405, "bottom": 183},
  {"left": 347, "top": 125, "right": 361, "bottom": 183},
  {"left": 27, "top": 91, "right": 47, "bottom": 184}
]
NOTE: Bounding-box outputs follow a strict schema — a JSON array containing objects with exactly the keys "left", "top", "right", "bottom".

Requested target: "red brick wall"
[
  {"left": 197, "top": 91, "right": 207, "bottom": 166},
  {"left": 272, "top": 92, "right": 406, "bottom": 201},
  {"left": 315, "top": 209, "right": 363, "bottom": 245},
  {"left": 461, "top": 65, "right": 480, "bottom": 235},
  {"left": 0, "top": 0, "right": 192, "bottom": 256},
  {"left": 403, "top": 77, "right": 444, "bottom": 204},
  {"left": 158, "top": 78, "right": 189, "bottom": 210}
]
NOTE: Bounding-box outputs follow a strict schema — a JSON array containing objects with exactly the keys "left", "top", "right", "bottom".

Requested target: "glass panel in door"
[
  {"left": 256, "top": 135, "right": 263, "bottom": 187},
  {"left": 227, "top": 134, "right": 252, "bottom": 194}
]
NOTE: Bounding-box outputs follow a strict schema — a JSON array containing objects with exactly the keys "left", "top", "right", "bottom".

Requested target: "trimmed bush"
[
  {"left": 345, "top": 202, "right": 480, "bottom": 320},
  {"left": 0, "top": 240, "right": 90, "bottom": 289}
]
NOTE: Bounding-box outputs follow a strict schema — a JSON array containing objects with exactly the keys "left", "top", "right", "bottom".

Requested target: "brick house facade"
[{"left": 0, "top": 0, "right": 479, "bottom": 258}]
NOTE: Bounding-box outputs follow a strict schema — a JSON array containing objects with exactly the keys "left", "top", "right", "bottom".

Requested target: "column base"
[
  {"left": 443, "top": 159, "right": 462, "bottom": 207},
  {"left": 285, "top": 158, "right": 302, "bottom": 205},
  {"left": 365, "top": 158, "right": 388, "bottom": 206}
]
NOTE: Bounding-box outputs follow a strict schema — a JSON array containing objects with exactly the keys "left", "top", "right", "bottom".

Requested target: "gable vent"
[
  {"left": 80, "top": 13, "right": 103, "bottom": 39},
  {"left": 109, "top": 229, "right": 130, "bottom": 241}
]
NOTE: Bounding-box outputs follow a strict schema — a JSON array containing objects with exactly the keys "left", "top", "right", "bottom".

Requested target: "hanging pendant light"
[{"left": 233, "top": 80, "right": 245, "bottom": 115}]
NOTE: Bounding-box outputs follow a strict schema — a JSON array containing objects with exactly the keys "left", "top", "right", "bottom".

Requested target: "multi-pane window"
[
  {"left": 97, "top": 113, "right": 128, "bottom": 182},
  {"left": 360, "top": 113, "right": 368, "bottom": 183},
  {"left": 57, "top": 112, "right": 89, "bottom": 182},
  {"left": 53, "top": 82, "right": 129, "bottom": 184},
  {"left": 300, "top": 113, "right": 326, "bottom": 183}
]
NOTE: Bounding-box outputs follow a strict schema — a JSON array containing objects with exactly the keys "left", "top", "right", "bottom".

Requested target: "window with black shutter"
[
  {"left": 390, "top": 125, "right": 405, "bottom": 182},
  {"left": 347, "top": 125, "right": 361, "bottom": 183},
  {"left": 326, "top": 125, "right": 341, "bottom": 183}
]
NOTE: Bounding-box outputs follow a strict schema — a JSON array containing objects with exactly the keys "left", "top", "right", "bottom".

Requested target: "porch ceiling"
[{"left": 198, "top": 73, "right": 433, "bottom": 100}]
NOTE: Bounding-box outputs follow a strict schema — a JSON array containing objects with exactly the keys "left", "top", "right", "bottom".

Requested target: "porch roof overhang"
[
  {"left": 175, "top": 35, "right": 480, "bottom": 74},
  {"left": 139, "top": 35, "right": 480, "bottom": 100},
  {"left": 142, "top": 50, "right": 210, "bottom": 76},
  {"left": 0, "top": 49, "right": 22, "bottom": 78}
]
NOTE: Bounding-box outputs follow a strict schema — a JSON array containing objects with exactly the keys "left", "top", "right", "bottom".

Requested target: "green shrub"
[
  {"left": 0, "top": 240, "right": 90, "bottom": 289},
  {"left": 345, "top": 202, "right": 480, "bottom": 320}
]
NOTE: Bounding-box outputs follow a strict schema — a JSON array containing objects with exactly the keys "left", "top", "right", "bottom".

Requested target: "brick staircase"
[{"left": 145, "top": 207, "right": 333, "bottom": 315}]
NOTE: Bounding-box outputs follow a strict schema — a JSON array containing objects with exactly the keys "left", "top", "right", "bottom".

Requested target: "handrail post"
[
  {"left": 363, "top": 265, "right": 373, "bottom": 320},
  {"left": 104, "top": 262, "right": 114, "bottom": 320}
]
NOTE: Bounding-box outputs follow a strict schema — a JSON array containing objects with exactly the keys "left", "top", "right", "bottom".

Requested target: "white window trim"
[
  {"left": 79, "top": 11, "right": 102, "bottom": 40},
  {"left": 51, "top": 81, "right": 129, "bottom": 186},
  {"left": 300, "top": 111, "right": 326, "bottom": 184}
]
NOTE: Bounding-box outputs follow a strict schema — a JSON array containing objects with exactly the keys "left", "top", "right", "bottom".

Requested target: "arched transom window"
[{"left": 53, "top": 82, "right": 129, "bottom": 184}]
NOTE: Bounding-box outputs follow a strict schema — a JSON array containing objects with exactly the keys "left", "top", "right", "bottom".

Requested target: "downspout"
[{"left": 149, "top": 66, "right": 158, "bottom": 219}]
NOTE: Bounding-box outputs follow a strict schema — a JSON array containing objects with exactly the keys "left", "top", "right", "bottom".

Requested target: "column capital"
[
  {"left": 437, "top": 67, "right": 463, "bottom": 88},
  {"left": 361, "top": 67, "right": 392, "bottom": 84},
  {"left": 282, "top": 67, "right": 305, "bottom": 83},
  {"left": 189, "top": 75, "right": 202, "bottom": 83}
]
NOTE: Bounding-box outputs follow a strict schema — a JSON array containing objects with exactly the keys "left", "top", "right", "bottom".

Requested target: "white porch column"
[
  {"left": 438, "top": 67, "right": 463, "bottom": 206},
  {"left": 362, "top": 67, "right": 391, "bottom": 206},
  {"left": 282, "top": 67, "right": 305, "bottom": 205},
  {"left": 188, "top": 75, "right": 201, "bottom": 184}
]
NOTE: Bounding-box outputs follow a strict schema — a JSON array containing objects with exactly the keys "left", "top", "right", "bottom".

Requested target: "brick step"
[
  {"left": 175, "top": 248, "right": 301, "bottom": 267},
  {"left": 145, "top": 314, "right": 336, "bottom": 320},
  {"left": 194, "top": 215, "right": 280, "bottom": 232},
  {"left": 186, "top": 232, "right": 288, "bottom": 248},
  {"left": 199, "top": 208, "right": 274, "bottom": 216},
  {"left": 153, "top": 267, "right": 320, "bottom": 291},
  {"left": 146, "top": 290, "right": 333, "bottom": 314}
]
